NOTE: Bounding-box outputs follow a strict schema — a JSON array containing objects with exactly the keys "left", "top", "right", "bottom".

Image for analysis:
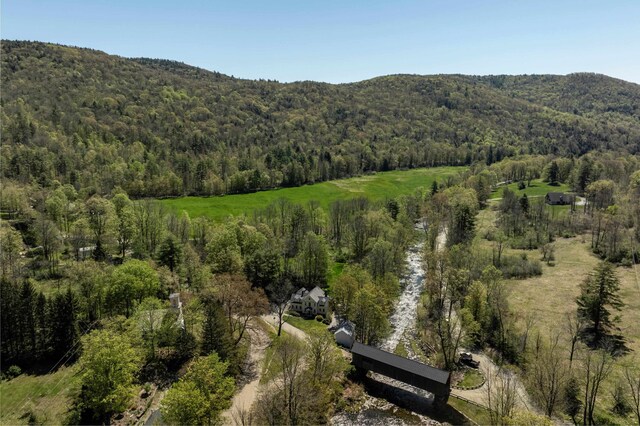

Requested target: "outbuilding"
[{"left": 334, "top": 320, "right": 355, "bottom": 349}]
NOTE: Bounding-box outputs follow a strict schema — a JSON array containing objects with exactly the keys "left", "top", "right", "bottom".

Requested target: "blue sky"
[{"left": 3, "top": 0, "right": 640, "bottom": 83}]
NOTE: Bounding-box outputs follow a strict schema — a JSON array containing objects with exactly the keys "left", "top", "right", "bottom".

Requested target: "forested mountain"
[{"left": 2, "top": 40, "right": 639, "bottom": 197}]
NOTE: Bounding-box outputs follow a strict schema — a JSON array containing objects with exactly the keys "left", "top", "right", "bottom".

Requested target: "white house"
[
  {"left": 289, "top": 286, "right": 330, "bottom": 317},
  {"left": 334, "top": 320, "right": 355, "bottom": 349}
]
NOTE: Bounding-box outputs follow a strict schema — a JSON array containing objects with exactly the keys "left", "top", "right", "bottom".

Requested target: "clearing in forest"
[{"left": 160, "top": 166, "right": 465, "bottom": 221}]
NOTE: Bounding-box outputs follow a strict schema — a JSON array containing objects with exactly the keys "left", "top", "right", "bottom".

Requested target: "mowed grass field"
[
  {"left": 0, "top": 366, "right": 80, "bottom": 425},
  {"left": 508, "top": 235, "right": 640, "bottom": 354},
  {"left": 161, "top": 167, "right": 466, "bottom": 221},
  {"left": 479, "top": 206, "right": 640, "bottom": 424},
  {"left": 489, "top": 179, "right": 571, "bottom": 199}
]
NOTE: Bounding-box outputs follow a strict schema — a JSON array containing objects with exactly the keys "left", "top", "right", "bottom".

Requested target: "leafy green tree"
[
  {"left": 107, "top": 260, "right": 160, "bottom": 317},
  {"left": 133, "top": 297, "right": 165, "bottom": 360},
  {"left": 78, "top": 329, "right": 143, "bottom": 422},
  {"left": 0, "top": 226, "right": 23, "bottom": 278},
  {"left": 295, "top": 232, "right": 328, "bottom": 288},
  {"left": 161, "top": 353, "right": 235, "bottom": 426},
  {"left": 161, "top": 381, "right": 209, "bottom": 425},
  {"left": 245, "top": 247, "right": 282, "bottom": 289},
  {"left": 206, "top": 226, "right": 243, "bottom": 273},
  {"left": 576, "top": 261, "right": 623, "bottom": 346},
  {"left": 352, "top": 283, "right": 389, "bottom": 345},
  {"left": 112, "top": 193, "right": 135, "bottom": 258},
  {"left": 85, "top": 195, "right": 115, "bottom": 258}
]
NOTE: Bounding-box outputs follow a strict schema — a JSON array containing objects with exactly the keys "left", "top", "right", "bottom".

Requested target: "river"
[{"left": 332, "top": 231, "right": 443, "bottom": 425}]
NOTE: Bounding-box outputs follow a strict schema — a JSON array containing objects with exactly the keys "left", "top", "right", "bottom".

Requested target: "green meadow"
[
  {"left": 161, "top": 167, "right": 466, "bottom": 221},
  {"left": 489, "top": 179, "right": 571, "bottom": 199}
]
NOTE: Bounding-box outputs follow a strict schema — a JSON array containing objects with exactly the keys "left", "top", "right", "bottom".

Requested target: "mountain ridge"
[{"left": 2, "top": 40, "right": 639, "bottom": 197}]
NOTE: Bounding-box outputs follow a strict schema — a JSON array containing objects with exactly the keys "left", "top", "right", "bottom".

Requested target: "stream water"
[
  {"left": 332, "top": 235, "right": 436, "bottom": 425},
  {"left": 380, "top": 241, "right": 425, "bottom": 353}
]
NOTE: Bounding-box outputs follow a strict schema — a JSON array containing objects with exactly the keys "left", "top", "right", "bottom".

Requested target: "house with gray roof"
[
  {"left": 290, "top": 286, "right": 330, "bottom": 318},
  {"left": 545, "top": 192, "right": 575, "bottom": 205}
]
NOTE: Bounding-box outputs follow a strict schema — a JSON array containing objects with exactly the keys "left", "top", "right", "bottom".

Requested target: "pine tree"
[
  {"left": 564, "top": 375, "right": 582, "bottom": 424},
  {"left": 431, "top": 179, "right": 439, "bottom": 195},
  {"left": 576, "top": 262, "right": 623, "bottom": 346},
  {"left": 49, "top": 288, "right": 79, "bottom": 360},
  {"left": 18, "top": 280, "right": 37, "bottom": 362},
  {"left": 548, "top": 161, "right": 560, "bottom": 186},
  {"left": 157, "top": 235, "right": 183, "bottom": 273},
  {"left": 201, "top": 300, "right": 235, "bottom": 365}
]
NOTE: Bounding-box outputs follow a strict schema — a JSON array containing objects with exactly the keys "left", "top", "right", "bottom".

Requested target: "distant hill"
[{"left": 2, "top": 40, "right": 639, "bottom": 197}]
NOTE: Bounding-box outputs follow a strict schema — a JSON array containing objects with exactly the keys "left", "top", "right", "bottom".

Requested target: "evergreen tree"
[
  {"left": 548, "top": 161, "right": 560, "bottom": 185},
  {"left": 519, "top": 194, "right": 530, "bottom": 215},
  {"left": 201, "top": 299, "right": 235, "bottom": 365},
  {"left": 18, "top": 280, "right": 37, "bottom": 362},
  {"left": 157, "top": 235, "right": 183, "bottom": 273},
  {"left": 564, "top": 375, "right": 582, "bottom": 423},
  {"left": 576, "top": 262, "right": 623, "bottom": 346},
  {"left": 49, "top": 288, "right": 79, "bottom": 360}
]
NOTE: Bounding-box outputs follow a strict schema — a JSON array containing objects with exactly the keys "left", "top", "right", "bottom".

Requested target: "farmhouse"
[
  {"left": 290, "top": 286, "right": 330, "bottom": 317},
  {"left": 545, "top": 192, "right": 575, "bottom": 205}
]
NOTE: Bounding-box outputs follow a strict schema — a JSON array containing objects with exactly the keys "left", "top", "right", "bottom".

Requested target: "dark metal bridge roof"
[{"left": 351, "top": 342, "right": 451, "bottom": 396}]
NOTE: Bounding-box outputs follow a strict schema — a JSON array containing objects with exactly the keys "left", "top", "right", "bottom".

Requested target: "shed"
[{"left": 334, "top": 320, "right": 355, "bottom": 348}]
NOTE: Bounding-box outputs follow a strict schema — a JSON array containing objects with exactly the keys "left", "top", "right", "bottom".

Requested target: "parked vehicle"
[{"left": 459, "top": 352, "right": 480, "bottom": 368}]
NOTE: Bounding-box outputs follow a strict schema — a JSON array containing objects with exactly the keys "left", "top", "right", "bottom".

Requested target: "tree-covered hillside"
[{"left": 2, "top": 41, "right": 639, "bottom": 197}]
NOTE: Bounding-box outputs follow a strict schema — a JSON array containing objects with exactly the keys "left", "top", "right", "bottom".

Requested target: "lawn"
[
  {"left": 160, "top": 166, "right": 465, "bottom": 221},
  {"left": 489, "top": 179, "right": 571, "bottom": 200},
  {"left": 507, "top": 234, "right": 640, "bottom": 423},
  {"left": 0, "top": 366, "right": 80, "bottom": 425},
  {"left": 284, "top": 315, "right": 330, "bottom": 335},
  {"left": 448, "top": 396, "right": 492, "bottom": 425},
  {"left": 457, "top": 369, "right": 484, "bottom": 388}
]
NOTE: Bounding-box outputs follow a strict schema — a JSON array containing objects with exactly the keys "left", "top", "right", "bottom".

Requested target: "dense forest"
[
  {"left": 2, "top": 41, "right": 640, "bottom": 198},
  {"left": 2, "top": 40, "right": 640, "bottom": 426}
]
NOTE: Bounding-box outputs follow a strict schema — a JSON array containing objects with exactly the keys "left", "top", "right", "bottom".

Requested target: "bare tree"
[
  {"left": 232, "top": 406, "right": 254, "bottom": 426},
  {"left": 485, "top": 367, "right": 518, "bottom": 425},
  {"left": 526, "top": 332, "right": 569, "bottom": 417},
  {"left": 215, "top": 274, "right": 269, "bottom": 344},
  {"left": 581, "top": 349, "right": 614, "bottom": 425},
  {"left": 623, "top": 362, "right": 640, "bottom": 426},
  {"left": 273, "top": 336, "right": 307, "bottom": 425},
  {"left": 565, "top": 312, "right": 585, "bottom": 368},
  {"left": 267, "top": 277, "right": 293, "bottom": 337}
]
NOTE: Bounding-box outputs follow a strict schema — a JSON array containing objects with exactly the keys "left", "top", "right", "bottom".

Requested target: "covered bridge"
[{"left": 351, "top": 342, "right": 451, "bottom": 407}]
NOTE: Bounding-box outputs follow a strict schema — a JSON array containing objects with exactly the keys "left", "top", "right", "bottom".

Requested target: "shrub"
[
  {"left": 7, "top": 365, "right": 22, "bottom": 379},
  {"left": 499, "top": 254, "right": 542, "bottom": 279},
  {"left": 315, "top": 315, "right": 324, "bottom": 322}
]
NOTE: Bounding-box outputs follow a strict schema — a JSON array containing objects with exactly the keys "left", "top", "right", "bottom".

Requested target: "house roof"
[
  {"left": 351, "top": 342, "right": 450, "bottom": 385},
  {"left": 546, "top": 192, "right": 574, "bottom": 204},
  {"left": 335, "top": 320, "right": 355, "bottom": 336},
  {"left": 308, "top": 286, "right": 325, "bottom": 302}
]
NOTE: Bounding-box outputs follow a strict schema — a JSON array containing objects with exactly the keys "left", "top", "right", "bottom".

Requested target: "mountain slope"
[{"left": 2, "top": 41, "right": 639, "bottom": 197}]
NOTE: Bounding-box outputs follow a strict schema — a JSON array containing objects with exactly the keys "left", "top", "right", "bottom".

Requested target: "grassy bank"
[
  {"left": 161, "top": 167, "right": 465, "bottom": 221},
  {"left": 0, "top": 366, "right": 80, "bottom": 425}
]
